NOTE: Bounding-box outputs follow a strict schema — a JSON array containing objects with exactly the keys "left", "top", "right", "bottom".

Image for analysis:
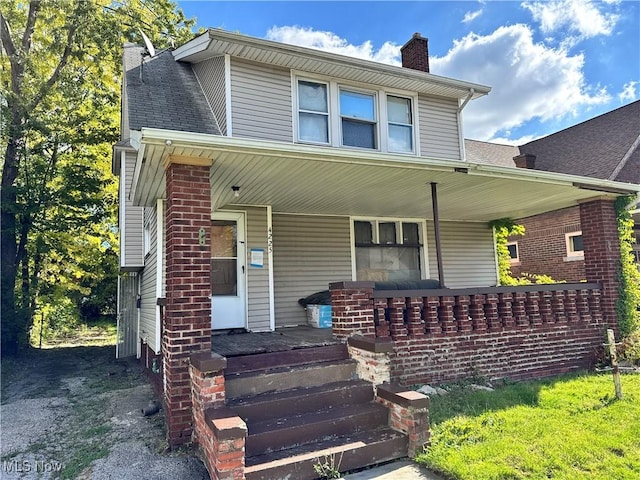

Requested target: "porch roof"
[{"left": 131, "top": 128, "right": 640, "bottom": 222}]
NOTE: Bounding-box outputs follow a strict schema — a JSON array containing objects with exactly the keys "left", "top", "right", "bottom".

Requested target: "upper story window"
[
  {"left": 298, "top": 80, "right": 329, "bottom": 143},
  {"left": 340, "top": 89, "right": 377, "bottom": 149},
  {"left": 295, "top": 76, "right": 416, "bottom": 154}
]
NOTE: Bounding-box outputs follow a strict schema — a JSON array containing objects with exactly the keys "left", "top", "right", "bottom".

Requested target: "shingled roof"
[
  {"left": 465, "top": 100, "right": 640, "bottom": 184},
  {"left": 123, "top": 44, "right": 220, "bottom": 136}
]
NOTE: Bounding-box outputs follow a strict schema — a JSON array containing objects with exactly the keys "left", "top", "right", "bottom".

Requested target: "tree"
[{"left": 1, "top": 0, "right": 199, "bottom": 355}]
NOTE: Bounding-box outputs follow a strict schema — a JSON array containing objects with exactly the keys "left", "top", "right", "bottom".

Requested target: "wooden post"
[{"left": 606, "top": 329, "right": 623, "bottom": 400}]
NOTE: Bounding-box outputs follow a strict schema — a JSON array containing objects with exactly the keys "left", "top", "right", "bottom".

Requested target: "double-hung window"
[
  {"left": 340, "top": 89, "right": 377, "bottom": 149},
  {"left": 298, "top": 80, "right": 329, "bottom": 144},
  {"left": 295, "top": 77, "right": 415, "bottom": 154},
  {"left": 354, "top": 219, "right": 423, "bottom": 281}
]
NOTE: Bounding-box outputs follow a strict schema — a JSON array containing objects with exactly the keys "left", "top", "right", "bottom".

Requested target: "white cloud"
[
  {"left": 618, "top": 81, "right": 638, "bottom": 102},
  {"left": 522, "top": 0, "right": 619, "bottom": 44},
  {"left": 266, "top": 26, "right": 401, "bottom": 65},
  {"left": 264, "top": 25, "right": 610, "bottom": 142},
  {"left": 431, "top": 24, "right": 610, "bottom": 140},
  {"left": 462, "top": 8, "right": 483, "bottom": 24}
]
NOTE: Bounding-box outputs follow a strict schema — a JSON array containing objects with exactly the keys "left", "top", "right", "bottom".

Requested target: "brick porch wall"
[{"left": 163, "top": 163, "right": 212, "bottom": 447}]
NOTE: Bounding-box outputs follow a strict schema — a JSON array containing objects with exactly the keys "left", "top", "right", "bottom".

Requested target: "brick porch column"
[
  {"left": 579, "top": 198, "right": 620, "bottom": 331},
  {"left": 164, "top": 162, "right": 212, "bottom": 447},
  {"left": 329, "top": 281, "right": 376, "bottom": 340}
]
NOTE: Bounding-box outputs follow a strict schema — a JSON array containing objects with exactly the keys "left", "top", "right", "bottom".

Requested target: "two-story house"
[{"left": 113, "top": 30, "right": 639, "bottom": 479}]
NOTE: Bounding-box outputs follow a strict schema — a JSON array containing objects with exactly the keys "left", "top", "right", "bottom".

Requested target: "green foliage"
[
  {"left": 417, "top": 373, "right": 640, "bottom": 479},
  {"left": 313, "top": 453, "right": 343, "bottom": 479},
  {"left": 1, "top": 0, "right": 199, "bottom": 354},
  {"left": 614, "top": 196, "right": 640, "bottom": 338},
  {"left": 489, "top": 218, "right": 525, "bottom": 286},
  {"left": 619, "top": 328, "right": 640, "bottom": 365}
]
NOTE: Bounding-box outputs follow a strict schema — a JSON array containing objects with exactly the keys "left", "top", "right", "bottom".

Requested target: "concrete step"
[
  {"left": 244, "top": 427, "right": 408, "bottom": 480},
  {"left": 245, "top": 402, "right": 389, "bottom": 457},
  {"left": 228, "top": 380, "right": 374, "bottom": 424},
  {"left": 225, "top": 359, "right": 357, "bottom": 399}
]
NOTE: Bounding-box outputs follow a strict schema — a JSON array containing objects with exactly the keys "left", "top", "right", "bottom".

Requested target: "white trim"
[
  {"left": 266, "top": 206, "right": 275, "bottom": 331},
  {"left": 154, "top": 199, "right": 163, "bottom": 354},
  {"left": 119, "top": 152, "right": 126, "bottom": 269},
  {"left": 349, "top": 220, "right": 357, "bottom": 280},
  {"left": 565, "top": 230, "right": 584, "bottom": 259},
  {"left": 136, "top": 274, "right": 141, "bottom": 359},
  {"left": 172, "top": 30, "right": 211, "bottom": 59},
  {"left": 457, "top": 98, "right": 467, "bottom": 162},
  {"left": 138, "top": 128, "right": 640, "bottom": 195},
  {"left": 225, "top": 54, "right": 233, "bottom": 137}
]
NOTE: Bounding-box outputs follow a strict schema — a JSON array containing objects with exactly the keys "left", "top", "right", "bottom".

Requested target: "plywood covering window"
[{"left": 354, "top": 219, "right": 422, "bottom": 281}]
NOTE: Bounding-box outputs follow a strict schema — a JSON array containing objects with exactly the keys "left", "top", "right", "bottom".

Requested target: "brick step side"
[
  {"left": 225, "top": 344, "right": 349, "bottom": 376},
  {"left": 246, "top": 402, "right": 389, "bottom": 457},
  {"left": 228, "top": 380, "right": 374, "bottom": 424},
  {"left": 225, "top": 359, "right": 357, "bottom": 399},
  {"left": 245, "top": 428, "right": 408, "bottom": 480}
]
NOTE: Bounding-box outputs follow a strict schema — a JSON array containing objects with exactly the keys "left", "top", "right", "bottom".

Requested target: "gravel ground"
[{"left": 1, "top": 345, "right": 208, "bottom": 480}]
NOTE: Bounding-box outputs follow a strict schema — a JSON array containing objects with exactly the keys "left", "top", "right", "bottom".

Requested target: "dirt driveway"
[{"left": 1, "top": 345, "right": 209, "bottom": 479}]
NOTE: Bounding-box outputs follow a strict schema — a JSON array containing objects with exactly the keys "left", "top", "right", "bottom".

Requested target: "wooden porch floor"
[{"left": 211, "top": 326, "right": 339, "bottom": 357}]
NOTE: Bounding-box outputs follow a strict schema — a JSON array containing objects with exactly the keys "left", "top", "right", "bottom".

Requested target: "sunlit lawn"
[
  {"left": 34, "top": 318, "right": 117, "bottom": 348},
  {"left": 417, "top": 373, "right": 640, "bottom": 480}
]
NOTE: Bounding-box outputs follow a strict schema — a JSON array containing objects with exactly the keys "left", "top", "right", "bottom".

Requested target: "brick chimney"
[
  {"left": 401, "top": 33, "right": 430, "bottom": 73},
  {"left": 513, "top": 153, "right": 536, "bottom": 169}
]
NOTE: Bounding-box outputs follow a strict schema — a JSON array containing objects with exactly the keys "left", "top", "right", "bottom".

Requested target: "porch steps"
[{"left": 224, "top": 345, "right": 408, "bottom": 480}]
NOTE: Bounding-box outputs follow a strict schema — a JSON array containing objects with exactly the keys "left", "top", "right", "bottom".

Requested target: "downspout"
[
  {"left": 457, "top": 88, "right": 475, "bottom": 162},
  {"left": 430, "top": 182, "right": 446, "bottom": 288}
]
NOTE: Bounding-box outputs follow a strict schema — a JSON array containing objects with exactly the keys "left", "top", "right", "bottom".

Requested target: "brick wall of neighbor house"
[
  {"left": 163, "top": 163, "right": 212, "bottom": 448},
  {"left": 509, "top": 206, "right": 586, "bottom": 282}
]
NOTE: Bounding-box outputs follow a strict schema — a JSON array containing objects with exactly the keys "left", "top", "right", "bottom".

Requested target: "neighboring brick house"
[
  {"left": 466, "top": 100, "right": 640, "bottom": 282},
  {"left": 113, "top": 30, "right": 640, "bottom": 478}
]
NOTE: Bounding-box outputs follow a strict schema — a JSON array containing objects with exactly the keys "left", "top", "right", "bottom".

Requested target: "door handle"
[{"left": 242, "top": 265, "right": 245, "bottom": 274}]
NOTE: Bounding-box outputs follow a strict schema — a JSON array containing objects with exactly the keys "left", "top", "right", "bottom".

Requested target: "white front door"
[{"left": 211, "top": 212, "right": 246, "bottom": 330}]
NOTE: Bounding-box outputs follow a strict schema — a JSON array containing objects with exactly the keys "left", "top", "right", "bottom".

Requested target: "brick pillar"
[
  {"left": 164, "top": 163, "right": 212, "bottom": 447},
  {"left": 579, "top": 199, "right": 620, "bottom": 331},
  {"left": 329, "top": 281, "right": 376, "bottom": 340}
]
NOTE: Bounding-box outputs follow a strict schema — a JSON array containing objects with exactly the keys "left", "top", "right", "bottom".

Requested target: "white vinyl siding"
[
  {"left": 121, "top": 151, "right": 144, "bottom": 268},
  {"left": 426, "top": 221, "right": 497, "bottom": 287},
  {"left": 192, "top": 56, "right": 227, "bottom": 135},
  {"left": 139, "top": 205, "right": 158, "bottom": 352},
  {"left": 230, "top": 59, "right": 293, "bottom": 142},
  {"left": 418, "top": 95, "right": 462, "bottom": 161},
  {"left": 272, "top": 214, "right": 352, "bottom": 327},
  {"left": 245, "top": 207, "right": 271, "bottom": 332}
]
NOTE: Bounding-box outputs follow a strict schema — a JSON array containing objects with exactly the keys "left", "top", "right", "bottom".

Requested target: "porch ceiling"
[{"left": 133, "top": 129, "right": 640, "bottom": 222}]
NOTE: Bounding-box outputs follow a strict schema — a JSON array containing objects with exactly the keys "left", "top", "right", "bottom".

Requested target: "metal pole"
[{"left": 430, "top": 182, "right": 445, "bottom": 288}]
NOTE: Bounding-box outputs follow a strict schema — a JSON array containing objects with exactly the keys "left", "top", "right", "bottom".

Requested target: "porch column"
[
  {"left": 164, "top": 162, "right": 212, "bottom": 448},
  {"left": 579, "top": 198, "right": 620, "bottom": 331}
]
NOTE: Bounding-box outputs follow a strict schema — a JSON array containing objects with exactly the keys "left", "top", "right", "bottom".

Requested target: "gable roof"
[
  {"left": 123, "top": 44, "right": 220, "bottom": 136},
  {"left": 465, "top": 100, "right": 640, "bottom": 184}
]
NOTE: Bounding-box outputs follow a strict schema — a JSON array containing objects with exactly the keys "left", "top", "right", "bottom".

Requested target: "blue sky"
[{"left": 176, "top": 0, "right": 639, "bottom": 144}]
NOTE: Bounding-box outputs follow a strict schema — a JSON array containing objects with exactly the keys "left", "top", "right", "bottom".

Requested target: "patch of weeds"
[
  {"left": 313, "top": 452, "right": 343, "bottom": 479},
  {"left": 59, "top": 443, "right": 109, "bottom": 479},
  {"left": 81, "top": 423, "right": 112, "bottom": 438}
]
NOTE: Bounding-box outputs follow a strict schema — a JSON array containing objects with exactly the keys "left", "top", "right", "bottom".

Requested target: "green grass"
[{"left": 416, "top": 373, "right": 640, "bottom": 479}]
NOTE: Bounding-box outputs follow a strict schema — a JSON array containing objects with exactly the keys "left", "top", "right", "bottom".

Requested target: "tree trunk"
[{"left": 1, "top": 132, "right": 21, "bottom": 356}]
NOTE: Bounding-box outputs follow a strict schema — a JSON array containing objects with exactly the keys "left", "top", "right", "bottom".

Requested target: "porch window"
[
  {"left": 565, "top": 231, "right": 584, "bottom": 259},
  {"left": 354, "top": 220, "right": 422, "bottom": 281}
]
